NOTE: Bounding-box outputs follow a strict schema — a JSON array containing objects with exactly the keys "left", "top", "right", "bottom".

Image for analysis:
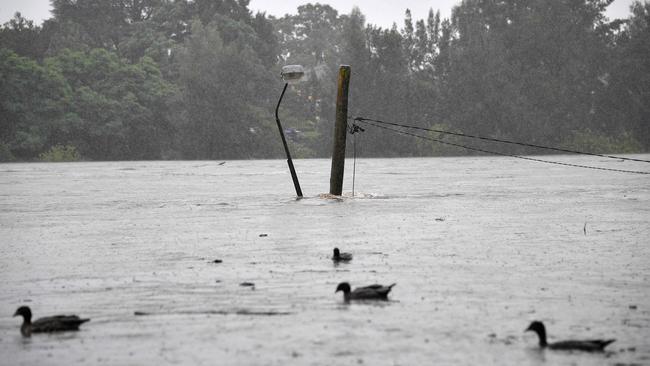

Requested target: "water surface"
[{"left": 0, "top": 156, "right": 649, "bottom": 365}]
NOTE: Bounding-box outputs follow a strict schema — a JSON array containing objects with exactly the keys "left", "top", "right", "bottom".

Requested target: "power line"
[
  {"left": 348, "top": 123, "right": 364, "bottom": 197},
  {"left": 353, "top": 116, "right": 650, "bottom": 164},
  {"left": 353, "top": 118, "right": 650, "bottom": 175}
]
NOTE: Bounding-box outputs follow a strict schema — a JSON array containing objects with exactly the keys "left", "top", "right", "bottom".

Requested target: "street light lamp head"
[{"left": 281, "top": 65, "right": 305, "bottom": 84}]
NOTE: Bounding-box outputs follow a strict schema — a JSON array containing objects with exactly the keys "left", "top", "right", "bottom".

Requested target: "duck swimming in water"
[
  {"left": 332, "top": 248, "right": 352, "bottom": 262},
  {"left": 525, "top": 321, "right": 615, "bottom": 352},
  {"left": 13, "top": 306, "right": 90, "bottom": 337},
  {"left": 335, "top": 282, "right": 395, "bottom": 302}
]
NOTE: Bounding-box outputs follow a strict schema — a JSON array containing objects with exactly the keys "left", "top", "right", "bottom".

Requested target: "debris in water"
[
  {"left": 218, "top": 162, "right": 226, "bottom": 166},
  {"left": 259, "top": 234, "right": 268, "bottom": 237},
  {"left": 234, "top": 309, "right": 291, "bottom": 316},
  {"left": 134, "top": 309, "right": 291, "bottom": 317},
  {"left": 487, "top": 333, "right": 516, "bottom": 345},
  {"left": 584, "top": 222, "right": 587, "bottom": 235},
  {"left": 240, "top": 282, "right": 255, "bottom": 288},
  {"left": 435, "top": 217, "right": 445, "bottom": 222},
  {"left": 318, "top": 193, "right": 344, "bottom": 201},
  {"left": 212, "top": 259, "right": 223, "bottom": 264},
  {"left": 629, "top": 305, "right": 637, "bottom": 310}
]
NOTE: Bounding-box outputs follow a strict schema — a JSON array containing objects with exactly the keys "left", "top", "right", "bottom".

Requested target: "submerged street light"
[
  {"left": 275, "top": 65, "right": 305, "bottom": 198},
  {"left": 281, "top": 65, "right": 305, "bottom": 84}
]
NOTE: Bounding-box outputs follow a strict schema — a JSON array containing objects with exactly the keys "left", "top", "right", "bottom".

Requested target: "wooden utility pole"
[{"left": 329, "top": 65, "right": 351, "bottom": 196}]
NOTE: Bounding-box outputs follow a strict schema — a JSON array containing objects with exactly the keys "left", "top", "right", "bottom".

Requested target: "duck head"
[
  {"left": 335, "top": 282, "right": 351, "bottom": 294},
  {"left": 333, "top": 248, "right": 341, "bottom": 258},
  {"left": 13, "top": 306, "right": 32, "bottom": 322},
  {"left": 525, "top": 321, "right": 548, "bottom": 347}
]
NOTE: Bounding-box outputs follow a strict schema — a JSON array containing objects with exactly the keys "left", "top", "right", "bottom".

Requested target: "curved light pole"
[{"left": 275, "top": 65, "right": 304, "bottom": 197}]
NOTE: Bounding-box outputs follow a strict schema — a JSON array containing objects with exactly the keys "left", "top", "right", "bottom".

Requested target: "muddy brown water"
[{"left": 0, "top": 156, "right": 649, "bottom": 365}]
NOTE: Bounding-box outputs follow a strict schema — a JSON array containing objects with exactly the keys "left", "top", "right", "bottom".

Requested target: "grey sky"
[{"left": 0, "top": 0, "right": 637, "bottom": 27}]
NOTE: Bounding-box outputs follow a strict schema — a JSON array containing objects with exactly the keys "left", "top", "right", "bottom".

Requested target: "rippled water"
[{"left": 0, "top": 156, "right": 649, "bottom": 365}]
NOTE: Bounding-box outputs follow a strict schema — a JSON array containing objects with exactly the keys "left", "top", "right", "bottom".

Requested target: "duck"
[
  {"left": 332, "top": 248, "right": 352, "bottom": 262},
  {"left": 13, "top": 306, "right": 90, "bottom": 337},
  {"left": 525, "top": 321, "right": 615, "bottom": 351},
  {"left": 335, "top": 282, "right": 395, "bottom": 302}
]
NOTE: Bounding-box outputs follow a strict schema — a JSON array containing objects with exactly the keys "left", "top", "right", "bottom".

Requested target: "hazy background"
[
  {"left": 1, "top": 0, "right": 648, "bottom": 162},
  {"left": 0, "top": 0, "right": 637, "bottom": 26}
]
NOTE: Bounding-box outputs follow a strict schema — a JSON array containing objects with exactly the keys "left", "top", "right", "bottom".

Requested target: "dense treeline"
[{"left": 0, "top": 0, "right": 648, "bottom": 161}]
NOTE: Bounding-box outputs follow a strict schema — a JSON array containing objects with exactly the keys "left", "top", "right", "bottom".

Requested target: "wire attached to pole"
[
  {"left": 353, "top": 116, "right": 650, "bottom": 164},
  {"left": 355, "top": 118, "right": 650, "bottom": 175},
  {"left": 348, "top": 122, "right": 365, "bottom": 197}
]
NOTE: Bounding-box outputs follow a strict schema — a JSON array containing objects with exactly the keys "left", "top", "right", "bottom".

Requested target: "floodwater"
[{"left": 0, "top": 156, "right": 649, "bottom": 365}]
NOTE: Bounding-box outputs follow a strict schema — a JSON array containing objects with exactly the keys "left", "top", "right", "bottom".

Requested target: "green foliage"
[
  {"left": 425, "top": 124, "right": 467, "bottom": 156},
  {"left": 1, "top": 1, "right": 647, "bottom": 161},
  {"left": 0, "top": 48, "right": 68, "bottom": 159},
  {"left": 602, "top": 1, "right": 650, "bottom": 150},
  {"left": 38, "top": 144, "right": 81, "bottom": 162},
  {"left": 562, "top": 130, "right": 643, "bottom": 154},
  {"left": 290, "top": 143, "right": 317, "bottom": 159},
  {"left": 0, "top": 13, "right": 51, "bottom": 59},
  {"left": 0, "top": 143, "right": 15, "bottom": 162},
  {"left": 177, "top": 20, "right": 275, "bottom": 159},
  {"left": 44, "top": 48, "right": 179, "bottom": 160}
]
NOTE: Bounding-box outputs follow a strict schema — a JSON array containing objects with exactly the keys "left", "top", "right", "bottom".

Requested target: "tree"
[
  {"left": 0, "top": 49, "right": 68, "bottom": 159},
  {"left": 276, "top": 3, "right": 342, "bottom": 66},
  {"left": 436, "top": 0, "right": 623, "bottom": 154},
  {"left": 0, "top": 13, "right": 51, "bottom": 59},
  {"left": 2, "top": 0, "right": 646, "bottom": 161},
  {"left": 177, "top": 21, "right": 276, "bottom": 159},
  {"left": 46, "top": 48, "right": 178, "bottom": 159},
  {"left": 51, "top": 0, "right": 128, "bottom": 50},
  {"left": 602, "top": 1, "right": 650, "bottom": 150}
]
